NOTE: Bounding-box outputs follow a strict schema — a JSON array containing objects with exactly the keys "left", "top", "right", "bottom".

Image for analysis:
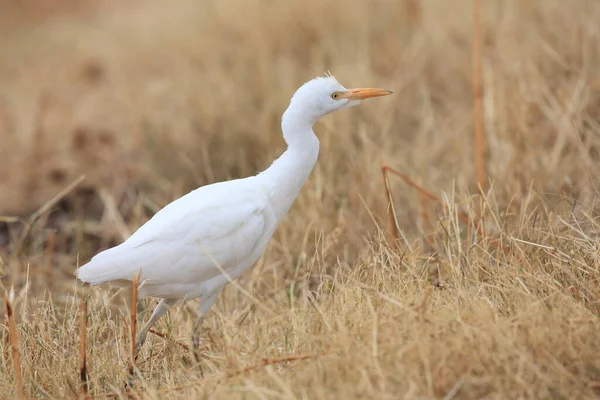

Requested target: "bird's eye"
[{"left": 331, "top": 92, "right": 339, "bottom": 100}]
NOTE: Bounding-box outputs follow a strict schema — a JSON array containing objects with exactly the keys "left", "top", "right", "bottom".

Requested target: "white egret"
[{"left": 76, "top": 75, "right": 392, "bottom": 349}]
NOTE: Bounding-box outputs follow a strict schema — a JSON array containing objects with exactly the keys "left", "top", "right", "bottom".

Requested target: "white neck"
[{"left": 257, "top": 106, "right": 320, "bottom": 222}]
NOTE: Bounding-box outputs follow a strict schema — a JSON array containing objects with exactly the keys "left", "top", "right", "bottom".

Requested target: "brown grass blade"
[
  {"left": 404, "top": 0, "right": 421, "bottom": 30},
  {"left": 418, "top": 191, "right": 436, "bottom": 251},
  {"left": 79, "top": 300, "right": 89, "bottom": 398},
  {"left": 11, "top": 174, "right": 86, "bottom": 257},
  {"left": 4, "top": 289, "right": 25, "bottom": 400},
  {"left": 158, "top": 353, "right": 317, "bottom": 395},
  {"left": 229, "top": 353, "right": 315, "bottom": 378},
  {"left": 381, "top": 165, "right": 401, "bottom": 244},
  {"left": 381, "top": 165, "right": 508, "bottom": 252},
  {"left": 148, "top": 328, "right": 194, "bottom": 352},
  {"left": 128, "top": 272, "right": 141, "bottom": 386},
  {"left": 88, "top": 353, "right": 317, "bottom": 398},
  {"left": 383, "top": 165, "right": 475, "bottom": 225},
  {"left": 97, "top": 188, "right": 131, "bottom": 242},
  {"left": 30, "top": 175, "right": 87, "bottom": 223},
  {"left": 472, "top": 0, "right": 487, "bottom": 191},
  {"left": 45, "top": 231, "right": 56, "bottom": 280}
]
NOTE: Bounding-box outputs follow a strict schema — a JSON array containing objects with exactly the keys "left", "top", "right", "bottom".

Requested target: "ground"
[{"left": 0, "top": 0, "right": 600, "bottom": 398}]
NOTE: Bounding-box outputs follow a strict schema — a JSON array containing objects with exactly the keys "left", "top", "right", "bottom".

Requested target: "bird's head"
[{"left": 288, "top": 74, "right": 392, "bottom": 122}]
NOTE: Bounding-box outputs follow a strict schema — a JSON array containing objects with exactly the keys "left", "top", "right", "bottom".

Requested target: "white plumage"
[
  {"left": 79, "top": 179, "right": 273, "bottom": 299},
  {"left": 76, "top": 75, "right": 392, "bottom": 349}
]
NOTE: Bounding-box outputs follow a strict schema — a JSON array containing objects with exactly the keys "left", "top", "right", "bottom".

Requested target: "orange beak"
[{"left": 341, "top": 88, "right": 393, "bottom": 100}]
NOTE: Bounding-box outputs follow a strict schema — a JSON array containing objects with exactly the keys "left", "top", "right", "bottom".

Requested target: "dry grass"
[{"left": 1, "top": 0, "right": 600, "bottom": 398}]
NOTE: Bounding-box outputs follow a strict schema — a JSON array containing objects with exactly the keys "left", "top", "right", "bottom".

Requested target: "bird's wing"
[{"left": 77, "top": 179, "right": 272, "bottom": 286}]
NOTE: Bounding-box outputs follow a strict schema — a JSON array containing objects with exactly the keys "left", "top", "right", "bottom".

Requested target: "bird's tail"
[{"left": 76, "top": 245, "right": 133, "bottom": 285}]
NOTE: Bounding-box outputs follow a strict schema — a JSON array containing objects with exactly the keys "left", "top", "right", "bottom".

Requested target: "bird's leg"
[
  {"left": 191, "top": 315, "right": 205, "bottom": 349},
  {"left": 135, "top": 298, "right": 177, "bottom": 351},
  {"left": 191, "top": 291, "right": 220, "bottom": 351}
]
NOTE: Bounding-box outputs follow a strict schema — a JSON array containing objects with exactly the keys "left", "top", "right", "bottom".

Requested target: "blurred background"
[
  {"left": 1, "top": 0, "right": 599, "bottom": 293},
  {"left": 2, "top": 1, "right": 600, "bottom": 397}
]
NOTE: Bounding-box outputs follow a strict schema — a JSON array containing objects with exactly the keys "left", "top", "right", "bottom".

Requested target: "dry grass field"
[{"left": 1, "top": 0, "right": 600, "bottom": 398}]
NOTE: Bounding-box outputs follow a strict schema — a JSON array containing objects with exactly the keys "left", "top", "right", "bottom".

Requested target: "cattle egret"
[{"left": 76, "top": 74, "right": 392, "bottom": 350}]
